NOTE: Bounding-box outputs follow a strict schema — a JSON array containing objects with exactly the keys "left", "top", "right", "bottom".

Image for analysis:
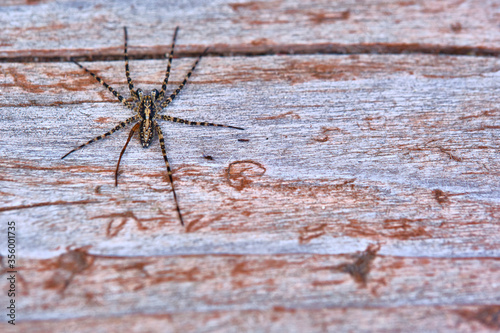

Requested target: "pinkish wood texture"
[
  {"left": 0, "top": 0, "right": 499, "bottom": 332},
  {"left": 0, "top": 0, "right": 499, "bottom": 59}
]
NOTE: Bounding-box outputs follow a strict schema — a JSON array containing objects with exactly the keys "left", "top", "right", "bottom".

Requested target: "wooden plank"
[
  {"left": 1, "top": 0, "right": 499, "bottom": 60},
  {"left": 1, "top": 54, "right": 499, "bottom": 257},
  {"left": 1, "top": 54, "right": 499, "bottom": 332},
  {"left": 1, "top": 0, "right": 499, "bottom": 332},
  {"left": 15, "top": 305, "right": 500, "bottom": 333},
  {"left": 7, "top": 251, "right": 500, "bottom": 325}
]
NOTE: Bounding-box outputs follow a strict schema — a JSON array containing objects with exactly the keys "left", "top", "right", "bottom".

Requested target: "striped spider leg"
[{"left": 62, "top": 27, "right": 244, "bottom": 226}]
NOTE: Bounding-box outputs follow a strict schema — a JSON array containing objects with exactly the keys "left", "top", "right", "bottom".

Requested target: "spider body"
[
  {"left": 136, "top": 89, "right": 159, "bottom": 147},
  {"left": 62, "top": 27, "right": 244, "bottom": 226}
]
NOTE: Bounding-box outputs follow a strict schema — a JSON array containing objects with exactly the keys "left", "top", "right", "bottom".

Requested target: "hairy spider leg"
[
  {"left": 71, "top": 59, "right": 134, "bottom": 108},
  {"left": 115, "top": 122, "right": 141, "bottom": 186},
  {"left": 61, "top": 115, "right": 139, "bottom": 159},
  {"left": 123, "top": 27, "right": 136, "bottom": 97},
  {"left": 154, "top": 121, "right": 184, "bottom": 226},
  {"left": 160, "top": 115, "right": 244, "bottom": 130},
  {"left": 160, "top": 47, "right": 209, "bottom": 108},
  {"left": 158, "top": 26, "right": 179, "bottom": 100}
]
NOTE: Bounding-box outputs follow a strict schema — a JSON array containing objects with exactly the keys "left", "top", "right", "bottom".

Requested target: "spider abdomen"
[{"left": 140, "top": 120, "right": 155, "bottom": 147}]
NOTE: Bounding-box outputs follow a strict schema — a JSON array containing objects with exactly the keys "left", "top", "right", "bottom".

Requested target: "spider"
[{"left": 62, "top": 27, "right": 244, "bottom": 226}]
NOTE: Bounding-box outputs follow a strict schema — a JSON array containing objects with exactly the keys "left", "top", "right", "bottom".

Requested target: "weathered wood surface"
[
  {"left": 1, "top": 0, "right": 499, "bottom": 60},
  {"left": 0, "top": 0, "right": 499, "bottom": 332}
]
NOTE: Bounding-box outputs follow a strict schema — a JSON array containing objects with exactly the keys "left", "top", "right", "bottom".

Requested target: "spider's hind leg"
[{"left": 154, "top": 121, "right": 184, "bottom": 226}]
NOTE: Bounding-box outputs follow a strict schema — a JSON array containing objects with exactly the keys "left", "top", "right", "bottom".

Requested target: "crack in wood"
[
  {"left": 0, "top": 199, "right": 99, "bottom": 212},
  {"left": 1, "top": 43, "right": 498, "bottom": 64}
]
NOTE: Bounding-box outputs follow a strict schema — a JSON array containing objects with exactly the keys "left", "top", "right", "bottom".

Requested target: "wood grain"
[
  {"left": 0, "top": 0, "right": 499, "bottom": 60},
  {"left": 11, "top": 252, "right": 500, "bottom": 321},
  {"left": 0, "top": 0, "right": 499, "bottom": 332}
]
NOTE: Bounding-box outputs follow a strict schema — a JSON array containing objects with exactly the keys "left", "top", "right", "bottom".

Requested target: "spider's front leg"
[
  {"left": 71, "top": 59, "right": 134, "bottom": 108},
  {"left": 158, "top": 26, "right": 179, "bottom": 100},
  {"left": 159, "top": 47, "right": 209, "bottom": 108}
]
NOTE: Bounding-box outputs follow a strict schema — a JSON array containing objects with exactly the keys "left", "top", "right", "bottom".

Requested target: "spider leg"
[
  {"left": 160, "top": 47, "right": 209, "bottom": 109},
  {"left": 115, "top": 122, "right": 140, "bottom": 186},
  {"left": 160, "top": 115, "right": 244, "bottom": 130},
  {"left": 158, "top": 27, "right": 179, "bottom": 100},
  {"left": 71, "top": 59, "right": 133, "bottom": 108},
  {"left": 123, "top": 27, "right": 136, "bottom": 96},
  {"left": 61, "top": 115, "right": 139, "bottom": 159},
  {"left": 154, "top": 121, "right": 184, "bottom": 226}
]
